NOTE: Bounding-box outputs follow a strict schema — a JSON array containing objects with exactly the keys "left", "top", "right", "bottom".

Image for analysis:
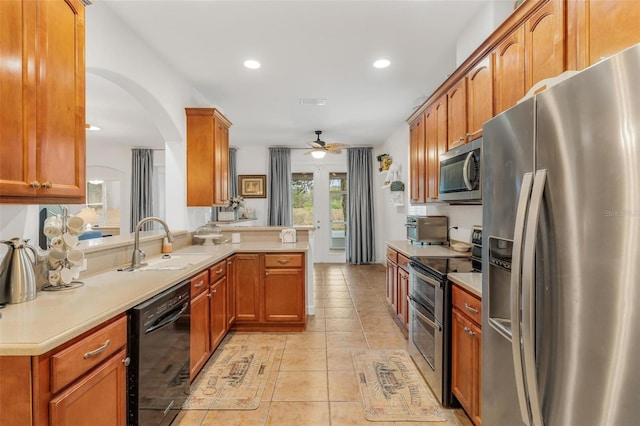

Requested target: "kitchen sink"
[{"left": 118, "top": 254, "right": 213, "bottom": 271}]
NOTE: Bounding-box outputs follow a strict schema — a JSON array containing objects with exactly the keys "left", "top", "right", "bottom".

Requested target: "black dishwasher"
[{"left": 127, "top": 280, "right": 190, "bottom": 426}]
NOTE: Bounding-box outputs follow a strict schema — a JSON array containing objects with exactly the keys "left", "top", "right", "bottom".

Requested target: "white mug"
[
  {"left": 48, "top": 269, "right": 61, "bottom": 286},
  {"left": 71, "top": 266, "right": 80, "bottom": 280},
  {"left": 60, "top": 268, "right": 74, "bottom": 285},
  {"left": 44, "top": 216, "right": 62, "bottom": 238},
  {"left": 62, "top": 232, "right": 78, "bottom": 250},
  {"left": 50, "top": 236, "right": 64, "bottom": 249},
  {"left": 67, "top": 249, "right": 84, "bottom": 266},
  {"left": 66, "top": 216, "right": 85, "bottom": 236},
  {"left": 48, "top": 248, "right": 66, "bottom": 269}
]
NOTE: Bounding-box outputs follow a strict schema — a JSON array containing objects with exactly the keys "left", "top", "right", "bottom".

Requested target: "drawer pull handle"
[
  {"left": 464, "top": 303, "right": 479, "bottom": 314},
  {"left": 42, "top": 181, "right": 53, "bottom": 189},
  {"left": 212, "top": 289, "right": 217, "bottom": 294},
  {"left": 277, "top": 259, "right": 290, "bottom": 264},
  {"left": 215, "top": 268, "right": 223, "bottom": 274},
  {"left": 84, "top": 339, "right": 110, "bottom": 359},
  {"left": 194, "top": 281, "right": 204, "bottom": 288},
  {"left": 464, "top": 326, "right": 476, "bottom": 337}
]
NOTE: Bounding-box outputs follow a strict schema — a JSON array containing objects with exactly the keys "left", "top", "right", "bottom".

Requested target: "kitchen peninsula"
[{"left": 0, "top": 227, "right": 311, "bottom": 425}]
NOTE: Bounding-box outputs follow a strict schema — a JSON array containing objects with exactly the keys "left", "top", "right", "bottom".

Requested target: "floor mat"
[
  {"left": 182, "top": 344, "right": 276, "bottom": 410},
  {"left": 352, "top": 349, "right": 448, "bottom": 422}
]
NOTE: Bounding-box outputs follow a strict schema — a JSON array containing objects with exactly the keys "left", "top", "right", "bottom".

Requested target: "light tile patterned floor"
[{"left": 172, "top": 263, "right": 473, "bottom": 426}]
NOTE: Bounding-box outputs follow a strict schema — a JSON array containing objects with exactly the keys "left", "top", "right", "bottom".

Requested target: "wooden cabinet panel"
[
  {"left": 264, "top": 268, "right": 305, "bottom": 322},
  {"left": 226, "top": 256, "right": 237, "bottom": 328},
  {"left": 397, "top": 266, "right": 409, "bottom": 328},
  {"left": 397, "top": 254, "right": 410, "bottom": 271},
  {"left": 190, "top": 270, "right": 209, "bottom": 297},
  {"left": 452, "top": 285, "right": 482, "bottom": 325},
  {"left": 209, "top": 259, "right": 227, "bottom": 282},
  {"left": 447, "top": 79, "right": 468, "bottom": 149},
  {"left": 493, "top": 26, "right": 526, "bottom": 115},
  {"left": 264, "top": 253, "right": 303, "bottom": 268},
  {"left": 576, "top": 0, "right": 640, "bottom": 68},
  {"left": 234, "top": 253, "right": 261, "bottom": 322},
  {"left": 386, "top": 259, "right": 398, "bottom": 311},
  {"left": 386, "top": 247, "right": 398, "bottom": 263},
  {"left": 409, "top": 115, "right": 426, "bottom": 203},
  {"left": 189, "top": 289, "right": 210, "bottom": 381},
  {"left": 425, "top": 96, "right": 447, "bottom": 201},
  {"left": 186, "top": 108, "right": 232, "bottom": 207},
  {"left": 50, "top": 316, "right": 127, "bottom": 394},
  {"left": 466, "top": 57, "right": 493, "bottom": 141},
  {"left": 0, "top": 0, "right": 85, "bottom": 203},
  {"left": 49, "top": 349, "right": 127, "bottom": 426},
  {"left": 525, "top": 0, "right": 565, "bottom": 91},
  {"left": 209, "top": 277, "right": 227, "bottom": 350}
]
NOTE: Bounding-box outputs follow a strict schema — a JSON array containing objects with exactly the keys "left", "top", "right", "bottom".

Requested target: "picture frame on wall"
[{"left": 238, "top": 175, "right": 267, "bottom": 198}]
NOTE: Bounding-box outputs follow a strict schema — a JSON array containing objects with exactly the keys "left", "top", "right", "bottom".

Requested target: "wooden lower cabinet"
[
  {"left": 233, "top": 253, "right": 306, "bottom": 331},
  {"left": 49, "top": 349, "right": 127, "bottom": 426},
  {"left": 451, "top": 286, "right": 482, "bottom": 425},
  {"left": 385, "top": 247, "right": 410, "bottom": 329},
  {"left": 396, "top": 266, "right": 410, "bottom": 327},
  {"left": 189, "top": 288, "right": 211, "bottom": 381},
  {"left": 386, "top": 258, "right": 398, "bottom": 312},
  {"left": 226, "top": 256, "right": 237, "bottom": 328},
  {"left": 209, "top": 276, "right": 227, "bottom": 350}
]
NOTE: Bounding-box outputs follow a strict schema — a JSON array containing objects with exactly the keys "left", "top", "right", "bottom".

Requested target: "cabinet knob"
[
  {"left": 42, "top": 181, "right": 52, "bottom": 189},
  {"left": 458, "top": 136, "right": 465, "bottom": 142},
  {"left": 466, "top": 132, "right": 472, "bottom": 137},
  {"left": 30, "top": 180, "right": 41, "bottom": 189},
  {"left": 122, "top": 357, "right": 131, "bottom": 367},
  {"left": 265, "top": 272, "right": 269, "bottom": 277},
  {"left": 212, "top": 289, "right": 217, "bottom": 294}
]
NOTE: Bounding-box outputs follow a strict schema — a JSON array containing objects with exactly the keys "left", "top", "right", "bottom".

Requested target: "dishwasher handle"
[{"left": 145, "top": 302, "right": 189, "bottom": 335}]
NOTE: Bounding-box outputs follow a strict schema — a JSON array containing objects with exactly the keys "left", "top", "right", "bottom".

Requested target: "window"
[
  {"left": 292, "top": 173, "right": 314, "bottom": 226},
  {"left": 329, "top": 172, "right": 347, "bottom": 250}
]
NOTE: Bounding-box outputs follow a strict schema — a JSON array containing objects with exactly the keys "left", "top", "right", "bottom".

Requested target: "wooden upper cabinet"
[
  {"left": 186, "top": 108, "right": 232, "bottom": 206},
  {"left": 466, "top": 57, "right": 493, "bottom": 141},
  {"left": 493, "top": 26, "right": 525, "bottom": 115},
  {"left": 447, "top": 79, "right": 467, "bottom": 149},
  {"left": 570, "top": 0, "right": 640, "bottom": 68},
  {"left": 409, "top": 115, "right": 426, "bottom": 204},
  {"left": 525, "top": 0, "right": 565, "bottom": 91},
  {"left": 0, "top": 0, "right": 86, "bottom": 203},
  {"left": 425, "top": 95, "right": 447, "bottom": 201}
]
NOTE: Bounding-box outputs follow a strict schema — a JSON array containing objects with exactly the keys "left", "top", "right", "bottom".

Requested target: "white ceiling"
[{"left": 86, "top": 0, "right": 501, "bottom": 150}]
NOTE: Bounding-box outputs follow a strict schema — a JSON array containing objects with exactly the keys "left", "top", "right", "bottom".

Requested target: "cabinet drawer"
[
  {"left": 209, "top": 260, "right": 227, "bottom": 281},
  {"left": 397, "top": 254, "right": 410, "bottom": 271},
  {"left": 452, "top": 285, "right": 482, "bottom": 325},
  {"left": 386, "top": 247, "right": 398, "bottom": 263},
  {"left": 51, "top": 315, "right": 127, "bottom": 394},
  {"left": 264, "top": 253, "right": 303, "bottom": 268},
  {"left": 191, "top": 270, "right": 209, "bottom": 296}
]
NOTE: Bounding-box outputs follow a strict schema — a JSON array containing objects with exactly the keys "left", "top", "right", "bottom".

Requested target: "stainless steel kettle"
[{"left": 0, "top": 238, "right": 38, "bottom": 304}]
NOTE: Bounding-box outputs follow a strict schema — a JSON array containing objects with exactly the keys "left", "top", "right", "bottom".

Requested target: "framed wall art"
[{"left": 238, "top": 175, "right": 266, "bottom": 198}]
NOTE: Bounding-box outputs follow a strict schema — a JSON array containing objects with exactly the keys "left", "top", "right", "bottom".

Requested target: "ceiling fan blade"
[
  {"left": 328, "top": 149, "right": 342, "bottom": 154},
  {"left": 325, "top": 143, "right": 349, "bottom": 151},
  {"left": 308, "top": 141, "right": 323, "bottom": 148}
]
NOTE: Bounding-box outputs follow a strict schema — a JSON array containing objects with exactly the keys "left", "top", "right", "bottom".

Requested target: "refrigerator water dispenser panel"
[{"left": 488, "top": 237, "right": 515, "bottom": 340}]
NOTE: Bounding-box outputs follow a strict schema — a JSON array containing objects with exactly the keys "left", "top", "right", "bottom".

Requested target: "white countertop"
[
  {"left": 0, "top": 241, "right": 308, "bottom": 356},
  {"left": 386, "top": 240, "right": 471, "bottom": 258},
  {"left": 448, "top": 272, "right": 482, "bottom": 298}
]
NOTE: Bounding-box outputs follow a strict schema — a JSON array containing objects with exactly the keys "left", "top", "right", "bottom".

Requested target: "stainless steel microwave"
[{"left": 438, "top": 137, "right": 482, "bottom": 203}]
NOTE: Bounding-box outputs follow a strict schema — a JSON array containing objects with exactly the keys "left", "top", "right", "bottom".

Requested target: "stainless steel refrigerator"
[{"left": 482, "top": 43, "right": 640, "bottom": 426}]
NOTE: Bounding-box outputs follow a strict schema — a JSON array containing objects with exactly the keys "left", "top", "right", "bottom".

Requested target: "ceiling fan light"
[
  {"left": 311, "top": 150, "right": 326, "bottom": 159},
  {"left": 373, "top": 59, "right": 391, "bottom": 69}
]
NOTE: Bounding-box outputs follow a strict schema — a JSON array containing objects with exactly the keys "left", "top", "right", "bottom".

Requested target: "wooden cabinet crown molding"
[{"left": 185, "top": 107, "right": 232, "bottom": 128}]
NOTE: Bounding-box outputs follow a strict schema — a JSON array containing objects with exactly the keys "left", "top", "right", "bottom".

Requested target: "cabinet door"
[
  {"left": 451, "top": 309, "right": 482, "bottom": 424},
  {"left": 494, "top": 26, "right": 525, "bottom": 114},
  {"left": 425, "top": 96, "right": 447, "bottom": 201},
  {"left": 213, "top": 119, "right": 229, "bottom": 205},
  {"left": 577, "top": 0, "right": 640, "bottom": 68},
  {"left": 467, "top": 57, "right": 493, "bottom": 141},
  {"left": 209, "top": 277, "right": 227, "bottom": 351},
  {"left": 49, "top": 349, "right": 127, "bottom": 426},
  {"left": 189, "top": 290, "right": 210, "bottom": 381},
  {"left": 264, "top": 268, "right": 304, "bottom": 322},
  {"left": 226, "top": 256, "right": 236, "bottom": 328},
  {"left": 234, "top": 254, "right": 261, "bottom": 322},
  {"left": 525, "top": 0, "right": 565, "bottom": 92},
  {"left": 396, "top": 267, "right": 409, "bottom": 328},
  {"left": 447, "top": 78, "right": 468, "bottom": 149},
  {"left": 409, "top": 115, "right": 426, "bottom": 204},
  {"left": 36, "top": 0, "right": 85, "bottom": 199},
  {"left": 386, "top": 260, "right": 398, "bottom": 311}
]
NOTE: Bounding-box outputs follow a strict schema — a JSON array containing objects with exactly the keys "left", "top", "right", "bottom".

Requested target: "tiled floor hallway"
[{"left": 172, "top": 263, "right": 471, "bottom": 426}]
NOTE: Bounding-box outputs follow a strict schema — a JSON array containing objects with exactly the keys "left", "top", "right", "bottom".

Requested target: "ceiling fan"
[{"left": 304, "top": 130, "right": 349, "bottom": 158}]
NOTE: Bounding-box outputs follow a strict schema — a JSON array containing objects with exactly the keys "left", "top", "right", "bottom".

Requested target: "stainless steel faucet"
[{"left": 131, "top": 217, "right": 174, "bottom": 269}]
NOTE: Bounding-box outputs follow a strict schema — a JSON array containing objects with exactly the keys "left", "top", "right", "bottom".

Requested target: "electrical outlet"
[{"left": 79, "top": 258, "right": 88, "bottom": 272}]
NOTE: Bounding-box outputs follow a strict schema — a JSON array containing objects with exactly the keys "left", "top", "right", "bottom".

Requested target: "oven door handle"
[
  {"left": 409, "top": 265, "right": 443, "bottom": 289},
  {"left": 405, "top": 223, "right": 417, "bottom": 228},
  {"left": 408, "top": 295, "right": 442, "bottom": 332}
]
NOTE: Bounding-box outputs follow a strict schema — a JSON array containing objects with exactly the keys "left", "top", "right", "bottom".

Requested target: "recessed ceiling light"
[
  {"left": 299, "top": 99, "right": 327, "bottom": 106},
  {"left": 373, "top": 59, "right": 391, "bottom": 69},
  {"left": 244, "top": 59, "right": 261, "bottom": 69}
]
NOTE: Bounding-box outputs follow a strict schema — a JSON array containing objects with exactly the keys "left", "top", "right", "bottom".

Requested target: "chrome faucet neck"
[{"left": 131, "top": 217, "right": 174, "bottom": 268}]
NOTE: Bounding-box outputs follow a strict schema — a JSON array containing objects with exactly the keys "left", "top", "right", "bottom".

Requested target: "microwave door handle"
[
  {"left": 510, "top": 172, "right": 534, "bottom": 425},
  {"left": 521, "top": 169, "right": 546, "bottom": 426},
  {"left": 463, "top": 151, "right": 475, "bottom": 190}
]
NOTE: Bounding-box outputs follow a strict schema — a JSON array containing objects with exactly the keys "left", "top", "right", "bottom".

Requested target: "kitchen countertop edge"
[{"left": 448, "top": 272, "right": 482, "bottom": 298}]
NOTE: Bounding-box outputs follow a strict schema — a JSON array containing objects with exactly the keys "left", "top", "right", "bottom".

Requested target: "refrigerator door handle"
[
  {"left": 521, "top": 169, "right": 547, "bottom": 426},
  {"left": 510, "top": 172, "right": 534, "bottom": 425}
]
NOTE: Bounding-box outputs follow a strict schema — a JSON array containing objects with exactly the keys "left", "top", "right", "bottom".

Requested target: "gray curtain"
[
  {"left": 267, "top": 147, "right": 292, "bottom": 226},
  {"left": 211, "top": 147, "right": 238, "bottom": 221},
  {"left": 130, "top": 149, "right": 154, "bottom": 232},
  {"left": 347, "top": 147, "right": 376, "bottom": 264}
]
